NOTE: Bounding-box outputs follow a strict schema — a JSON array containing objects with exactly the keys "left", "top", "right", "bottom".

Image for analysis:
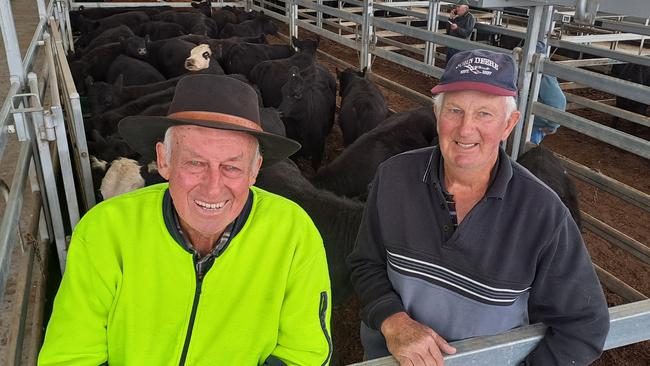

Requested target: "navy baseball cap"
[{"left": 431, "top": 49, "right": 518, "bottom": 97}]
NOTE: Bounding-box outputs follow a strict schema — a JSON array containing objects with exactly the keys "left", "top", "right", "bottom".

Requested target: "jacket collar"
[{"left": 162, "top": 188, "right": 254, "bottom": 253}]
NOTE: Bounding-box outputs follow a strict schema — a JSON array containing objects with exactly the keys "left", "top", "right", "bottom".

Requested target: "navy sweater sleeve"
[
  {"left": 525, "top": 213, "right": 609, "bottom": 365},
  {"left": 347, "top": 170, "right": 405, "bottom": 331}
]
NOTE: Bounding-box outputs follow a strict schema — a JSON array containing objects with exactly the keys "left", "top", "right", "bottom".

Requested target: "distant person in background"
[
  {"left": 446, "top": 0, "right": 476, "bottom": 64},
  {"left": 531, "top": 41, "right": 567, "bottom": 144}
]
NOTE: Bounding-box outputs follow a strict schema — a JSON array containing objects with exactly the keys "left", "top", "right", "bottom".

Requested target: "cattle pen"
[{"left": 0, "top": 0, "right": 649, "bottom": 365}]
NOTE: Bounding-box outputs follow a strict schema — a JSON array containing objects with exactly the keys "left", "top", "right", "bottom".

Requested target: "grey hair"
[
  {"left": 162, "top": 126, "right": 262, "bottom": 172},
  {"left": 432, "top": 92, "right": 518, "bottom": 120}
]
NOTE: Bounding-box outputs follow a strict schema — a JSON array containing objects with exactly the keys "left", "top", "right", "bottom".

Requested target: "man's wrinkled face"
[
  {"left": 435, "top": 90, "right": 519, "bottom": 173},
  {"left": 156, "top": 126, "right": 262, "bottom": 241},
  {"left": 456, "top": 5, "right": 469, "bottom": 16}
]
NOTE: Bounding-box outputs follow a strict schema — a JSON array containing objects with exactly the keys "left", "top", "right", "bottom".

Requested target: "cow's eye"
[
  {"left": 202, "top": 52, "right": 210, "bottom": 60},
  {"left": 293, "top": 92, "right": 302, "bottom": 100}
]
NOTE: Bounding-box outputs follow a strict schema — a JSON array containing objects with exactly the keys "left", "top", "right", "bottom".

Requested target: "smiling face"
[
  {"left": 156, "top": 125, "right": 262, "bottom": 245},
  {"left": 435, "top": 90, "right": 520, "bottom": 175}
]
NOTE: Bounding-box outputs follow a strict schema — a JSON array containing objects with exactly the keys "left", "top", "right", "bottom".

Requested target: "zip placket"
[{"left": 178, "top": 256, "right": 206, "bottom": 366}]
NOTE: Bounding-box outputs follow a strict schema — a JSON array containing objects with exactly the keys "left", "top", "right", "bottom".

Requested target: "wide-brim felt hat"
[{"left": 118, "top": 74, "right": 300, "bottom": 167}]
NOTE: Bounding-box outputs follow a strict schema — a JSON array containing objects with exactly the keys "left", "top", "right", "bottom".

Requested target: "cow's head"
[
  {"left": 185, "top": 44, "right": 212, "bottom": 71},
  {"left": 120, "top": 35, "right": 149, "bottom": 59},
  {"left": 279, "top": 66, "right": 305, "bottom": 119}
]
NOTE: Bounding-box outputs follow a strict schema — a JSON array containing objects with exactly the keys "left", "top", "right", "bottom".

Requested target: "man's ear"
[
  {"left": 503, "top": 109, "right": 521, "bottom": 140},
  {"left": 155, "top": 142, "right": 171, "bottom": 180},
  {"left": 249, "top": 155, "right": 263, "bottom": 185}
]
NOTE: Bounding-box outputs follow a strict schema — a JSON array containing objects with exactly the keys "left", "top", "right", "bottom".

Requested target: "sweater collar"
[{"left": 424, "top": 146, "right": 513, "bottom": 199}]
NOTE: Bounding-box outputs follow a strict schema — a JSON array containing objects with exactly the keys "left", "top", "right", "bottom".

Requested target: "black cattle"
[
  {"left": 250, "top": 37, "right": 320, "bottom": 107},
  {"left": 88, "top": 129, "right": 139, "bottom": 165},
  {"left": 222, "top": 42, "right": 294, "bottom": 77},
  {"left": 260, "top": 107, "right": 286, "bottom": 137},
  {"left": 338, "top": 67, "right": 388, "bottom": 146},
  {"left": 70, "top": 6, "right": 168, "bottom": 30},
  {"left": 517, "top": 146, "right": 582, "bottom": 229},
  {"left": 148, "top": 38, "right": 200, "bottom": 78},
  {"left": 92, "top": 87, "right": 176, "bottom": 136},
  {"left": 73, "top": 25, "right": 134, "bottom": 60},
  {"left": 219, "top": 12, "right": 278, "bottom": 38},
  {"left": 69, "top": 36, "right": 149, "bottom": 93},
  {"left": 77, "top": 11, "right": 150, "bottom": 46},
  {"left": 256, "top": 159, "right": 364, "bottom": 305},
  {"left": 107, "top": 55, "right": 166, "bottom": 86},
  {"left": 279, "top": 65, "right": 336, "bottom": 170},
  {"left": 313, "top": 106, "right": 438, "bottom": 198},
  {"left": 610, "top": 62, "right": 650, "bottom": 129},
  {"left": 133, "top": 21, "right": 186, "bottom": 41},
  {"left": 153, "top": 10, "right": 217, "bottom": 37}
]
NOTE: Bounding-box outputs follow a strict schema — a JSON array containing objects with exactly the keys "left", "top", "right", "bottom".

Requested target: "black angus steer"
[
  {"left": 313, "top": 106, "right": 438, "bottom": 198},
  {"left": 517, "top": 145, "right": 582, "bottom": 229},
  {"left": 222, "top": 42, "right": 294, "bottom": 77},
  {"left": 106, "top": 55, "right": 166, "bottom": 86},
  {"left": 72, "top": 25, "right": 134, "bottom": 60},
  {"left": 219, "top": 11, "right": 278, "bottom": 38},
  {"left": 610, "top": 61, "right": 650, "bottom": 130},
  {"left": 133, "top": 21, "right": 186, "bottom": 41},
  {"left": 249, "top": 37, "right": 320, "bottom": 107},
  {"left": 77, "top": 11, "right": 150, "bottom": 46},
  {"left": 148, "top": 38, "right": 212, "bottom": 78},
  {"left": 256, "top": 158, "right": 364, "bottom": 306},
  {"left": 279, "top": 65, "right": 336, "bottom": 171},
  {"left": 69, "top": 36, "right": 149, "bottom": 93},
  {"left": 338, "top": 67, "right": 388, "bottom": 146},
  {"left": 153, "top": 10, "right": 217, "bottom": 37}
]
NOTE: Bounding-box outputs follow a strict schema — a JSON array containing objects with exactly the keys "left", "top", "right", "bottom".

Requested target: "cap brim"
[
  {"left": 431, "top": 81, "right": 518, "bottom": 97},
  {"left": 118, "top": 115, "right": 301, "bottom": 168}
]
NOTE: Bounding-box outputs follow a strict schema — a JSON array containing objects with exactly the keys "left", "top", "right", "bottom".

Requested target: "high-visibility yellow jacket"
[{"left": 39, "top": 183, "right": 332, "bottom": 366}]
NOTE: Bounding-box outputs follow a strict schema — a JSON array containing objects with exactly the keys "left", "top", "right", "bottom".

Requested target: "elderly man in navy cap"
[{"left": 348, "top": 49, "right": 609, "bottom": 366}]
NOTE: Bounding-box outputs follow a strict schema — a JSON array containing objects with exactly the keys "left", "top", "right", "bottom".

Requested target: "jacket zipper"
[{"left": 178, "top": 263, "right": 204, "bottom": 366}]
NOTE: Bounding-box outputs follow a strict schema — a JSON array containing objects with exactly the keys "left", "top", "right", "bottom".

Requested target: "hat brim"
[
  {"left": 118, "top": 115, "right": 301, "bottom": 168},
  {"left": 431, "top": 81, "right": 517, "bottom": 97}
]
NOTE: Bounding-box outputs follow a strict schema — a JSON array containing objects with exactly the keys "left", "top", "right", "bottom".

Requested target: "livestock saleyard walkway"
[{"left": 0, "top": 0, "right": 648, "bottom": 365}]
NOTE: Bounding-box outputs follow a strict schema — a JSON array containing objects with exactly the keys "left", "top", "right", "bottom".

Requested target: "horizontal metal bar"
[
  {"left": 564, "top": 93, "right": 650, "bottom": 128},
  {"left": 594, "top": 264, "right": 647, "bottom": 303},
  {"left": 562, "top": 33, "right": 648, "bottom": 43},
  {"left": 555, "top": 153, "right": 650, "bottom": 213},
  {"left": 349, "top": 300, "right": 650, "bottom": 365},
  {"left": 0, "top": 141, "right": 33, "bottom": 305},
  {"left": 372, "top": 46, "right": 440, "bottom": 78},
  {"left": 554, "top": 58, "right": 625, "bottom": 68},
  {"left": 583, "top": 212, "right": 650, "bottom": 266},
  {"left": 532, "top": 104, "right": 650, "bottom": 160},
  {"left": 0, "top": 81, "right": 21, "bottom": 158},
  {"left": 296, "top": 0, "right": 363, "bottom": 24},
  {"left": 542, "top": 61, "right": 650, "bottom": 106},
  {"left": 548, "top": 39, "right": 650, "bottom": 68},
  {"left": 22, "top": 17, "right": 47, "bottom": 78},
  {"left": 69, "top": 1, "right": 246, "bottom": 9},
  {"left": 599, "top": 19, "right": 650, "bottom": 37},
  {"left": 294, "top": 17, "right": 358, "bottom": 49}
]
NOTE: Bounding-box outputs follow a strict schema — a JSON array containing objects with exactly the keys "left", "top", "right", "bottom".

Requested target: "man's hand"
[
  {"left": 450, "top": 23, "right": 458, "bottom": 30},
  {"left": 380, "top": 312, "right": 456, "bottom": 366}
]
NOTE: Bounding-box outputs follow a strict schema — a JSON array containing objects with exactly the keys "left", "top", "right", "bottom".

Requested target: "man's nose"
[{"left": 202, "top": 166, "right": 223, "bottom": 194}]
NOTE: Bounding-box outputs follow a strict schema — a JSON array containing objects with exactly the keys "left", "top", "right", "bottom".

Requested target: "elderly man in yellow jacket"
[{"left": 39, "top": 75, "right": 332, "bottom": 366}]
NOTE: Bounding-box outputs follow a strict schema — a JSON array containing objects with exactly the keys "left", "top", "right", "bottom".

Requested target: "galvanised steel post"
[
  {"left": 424, "top": 0, "right": 441, "bottom": 66},
  {"left": 288, "top": 0, "right": 298, "bottom": 40},
  {"left": 0, "top": 0, "right": 25, "bottom": 84},
  {"left": 509, "top": 5, "right": 543, "bottom": 160},
  {"left": 317, "top": 0, "right": 323, "bottom": 28},
  {"left": 360, "top": 0, "right": 373, "bottom": 71}
]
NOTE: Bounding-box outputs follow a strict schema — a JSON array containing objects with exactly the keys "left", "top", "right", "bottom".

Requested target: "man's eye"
[
  {"left": 189, "top": 160, "right": 202, "bottom": 166},
  {"left": 450, "top": 107, "right": 462, "bottom": 114},
  {"left": 478, "top": 111, "right": 493, "bottom": 118},
  {"left": 223, "top": 165, "right": 241, "bottom": 172}
]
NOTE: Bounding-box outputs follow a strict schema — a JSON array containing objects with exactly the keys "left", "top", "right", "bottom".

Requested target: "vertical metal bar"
[
  {"left": 0, "top": 0, "right": 25, "bottom": 83},
  {"left": 43, "top": 32, "right": 80, "bottom": 227},
  {"left": 360, "top": 0, "right": 373, "bottom": 71},
  {"left": 509, "top": 5, "right": 543, "bottom": 160},
  {"left": 519, "top": 53, "right": 543, "bottom": 155},
  {"left": 36, "top": 0, "right": 47, "bottom": 19},
  {"left": 317, "top": 0, "right": 323, "bottom": 28},
  {"left": 23, "top": 73, "right": 68, "bottom": 273},
  {"left": 288, "top": 0, "right": 298, "bottom": 40},
  {"left": 0, "top": 141, "right": 32, "bottom": 305},
  {"left": 424, "top": 0, "right": 440, "bottom": 65},
  {"left": 538, "top": 5, "right": 554, "bottom": 46}
]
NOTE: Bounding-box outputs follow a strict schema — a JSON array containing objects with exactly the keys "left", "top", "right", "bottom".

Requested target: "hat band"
[{"left": 167, "top": 111, "right": 263, "bottom": 132}]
